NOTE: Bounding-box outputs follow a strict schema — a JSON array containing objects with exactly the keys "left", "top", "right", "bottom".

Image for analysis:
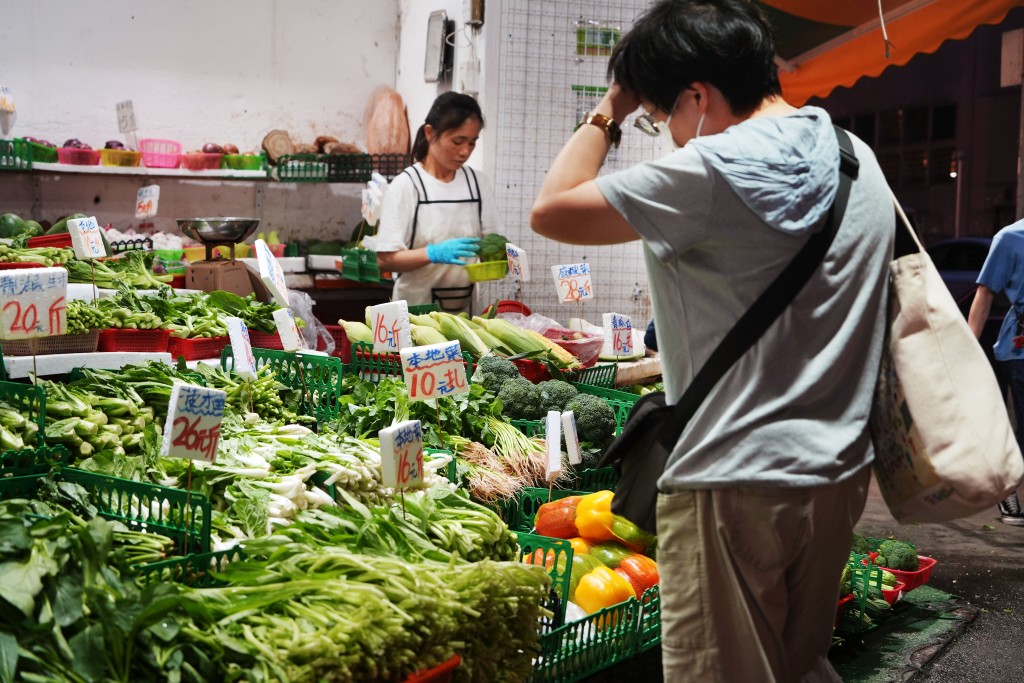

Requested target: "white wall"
[{"left": 0, "top": 0, "right": 401, "bottom": 242}]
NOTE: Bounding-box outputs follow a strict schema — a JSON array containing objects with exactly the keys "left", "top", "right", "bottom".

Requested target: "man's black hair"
[{"left": 608, "top": 0, "right": 781, "bottom": 116}]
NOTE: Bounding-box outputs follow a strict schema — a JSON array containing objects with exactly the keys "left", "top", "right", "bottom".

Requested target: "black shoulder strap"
[
  {"left": 656, "top": 126, "right": 858, "bottom": 449},
  {"left": 464, "top": 166, "right": 483, "bottom": 223},
  {"left": 406, "top": 166, "right": 428, "bottom": 248}
]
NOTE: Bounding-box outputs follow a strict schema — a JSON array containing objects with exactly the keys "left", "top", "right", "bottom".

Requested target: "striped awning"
[{"left": 756, "top": 0, "right": 1022, "bottom": 104}]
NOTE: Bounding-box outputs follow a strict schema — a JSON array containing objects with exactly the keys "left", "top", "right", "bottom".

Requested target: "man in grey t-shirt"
[{"left": 531, "top": 1, "right": 894, "bottom": 680}]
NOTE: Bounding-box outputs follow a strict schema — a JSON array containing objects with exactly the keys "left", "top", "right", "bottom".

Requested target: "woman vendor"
[{"left": 376, "top": 92, "right": 503, "bottom": 312}]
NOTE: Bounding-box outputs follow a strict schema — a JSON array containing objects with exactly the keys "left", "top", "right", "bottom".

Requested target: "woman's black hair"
[
  {"left": 608, "top": 0, "right": 781, "bottom": 116},
  {"left": 411, "top": 92, "right": 484, "bottom": 162}
]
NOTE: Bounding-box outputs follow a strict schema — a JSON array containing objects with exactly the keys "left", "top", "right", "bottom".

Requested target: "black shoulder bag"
[{"left": 598, "top": 126, "right": 859, "bottom": 534}]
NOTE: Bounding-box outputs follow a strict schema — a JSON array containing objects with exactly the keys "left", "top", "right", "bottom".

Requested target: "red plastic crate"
[
  {"left": 321, "top": 324, "right": 349, "bottom": 360},
  {"left": 180, "top": 152, "right": 223, "bottom": 170},
  {"left": 57, "top": 147, "right": 101, "bottom": 165},
  {"left": 247, "top": 329, "right": 284, "bottom": 350},
  {"left": 482, "top": 299, "right": 532, "bottom": 316},
  {"left": 403, "top": 655, "right": 461, "bottom": 683},
  {"left": 167, "top": 336, "right": 229, "bottom": 361},
  {"left": 0, "top": 261, "right": 45, "bottom": 270},
  {"left": 882, "top": 580, "right": 906, "bottom": 606},
  {"left": 98, "top": 328, "right": 171, "bottom": 353},
  {"left": 512, "top": 358, "right": 550, "bottom": 383},
  {"left": 886, "top": 556, "right": 936, "bottom": 592},
  {"left": 27, "top": 233, "right": 73, "bottom": 249},
  {"left": 139, "top": 138, "right": 181, "bottom": 168}
]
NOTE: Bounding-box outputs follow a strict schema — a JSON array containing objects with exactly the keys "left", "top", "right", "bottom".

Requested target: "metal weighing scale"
[{"left": 177, "top": 217, "right": 271, "bottom": 300}]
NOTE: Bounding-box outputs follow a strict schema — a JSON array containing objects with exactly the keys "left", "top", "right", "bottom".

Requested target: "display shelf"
[
  {"left": 2, "top": 351, "right": 173, "bottom": 378},
  {"left": 66, "top": 283, "right": 203, "bottom": 301},
  {"left": 31, "top": 161, "right": 269, "bottom": 180},
  {"left": 612, "top": 356, "right": 662, "bottom": 387},
  {"left": 237, "top": 256, "right": 305, "bottom": 273}
]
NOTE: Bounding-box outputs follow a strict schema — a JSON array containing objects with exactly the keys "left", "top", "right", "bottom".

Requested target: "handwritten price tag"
[
  {"left": 226, "top": 317, "right": 257, "bottom": 380},
  {"left": 68, "top": 216, "right": 107, "bottom": 260},
  {"left": 135, "top": 185, "right": 160, "bottom": 219},
  {"left": 506, "top": 243, "right": 531, "bottom": 282},
  {"left": 400, "top": 340, "right": 469, "bottom": 401},
  {"left": 551, "top": 263, "right": 594, "bottom": 303},
  {"left": 0, "top": 267, "right": 67, "bottom": 341},
  {"left": 370, "top": 301, "right": 411, "bottom": 354},
  {"left": 379, "top": 419, "right": 426, "bottom": 490},
  {"left": 273, "top": 308, "right": 305, "bottom": 352},
  {"left": 255, "top": 238, "right": 289, "bottom": 307},
  {"left": 116, "top": 99, "right": 137, "bottom": 133},
  {"left": 160, "top": 383, "right": 226, "bottom": 463},
  {"left": 562, "top": 411, "right": 582, "bottom": 466},
  {"left": 603, "top": 312, "right": 633, "bottom": 356},
  {"left": 545, "top": 411, "right": 563, "bottom": 482}
]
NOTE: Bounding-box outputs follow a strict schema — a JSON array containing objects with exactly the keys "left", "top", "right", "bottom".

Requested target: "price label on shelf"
[
  {"left": 273, "top": 308, "right": 305, "bottom": 352},
  {"left": 226, "top": 317, "right": 257, "bottom": 381},
  {"left": 506, "top": 243, "right": 531, "bottom": 282},
  {"left": 135, "top": 185, "right": 160, "bottom": 219},
  {"left": 379, "top": 419, "right": 426, "bottom": 490},
  {"left": 551, "top": 263, "right": 594, "bottom": 303},
  {"left": 562, "top": 410, "right": 582, "bottom": 466},
  {"left": 255, "top": 238, "right": 290, "bottom": 307},
  {"left": 116, "top": 99, "right": 137, "bottom": 133},
  {"left": 160, "top": 383, "right": 226, "bottom": 463},
  {"left": 400, "top": 340, "right": 468, "bottom": 401},
  {"left": 0, "top": 267, "right": 67, "bottom": 341},
  {"left": 545, "top": 411, "right": 563, "bottom": 482},
  {"left": 603, "top": 312, "right": 633, "bottom": 357},
  {"left": 67, "top": 216, "right": 107, "bottom": 260},
  {"left": 370, "top": 301, "right": 411, "bottom": 354}
]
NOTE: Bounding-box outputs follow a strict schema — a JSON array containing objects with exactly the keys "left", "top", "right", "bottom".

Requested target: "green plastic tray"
[
  {"left": 27, "top": 140, "right": 57, "bottom": 163},
  {"left": 517, "top": 532, "right": 573, "bottom": 627},
  {"left": 563, "top": 363, "right": 617, "bottom": 388},
  {"left": 0, "top": 468, "right": 211, "bottom": 554},
  {"left": 275, "top": 154, "right": 329, "bottom": 182},
  {"left": 369, "top": 153, "right": 412, "bottom": 181},
  {"left": 572, "top": 466, "right": 618, "bottom": 492},
  {"left": 509, "top": 386, "right": 631, "bottom": 442},
  {"left": 838, "top": 555, "right": 885, "bottom": 634},
  {"left": 0, "top": 380, "right": 46, "bottom": 448},
  {"left": 326, "top": 153, "right": 373, "bottom": 183},
  {"left": 136, "top": 545, "right": 246, "bottom": 587},
  {"left": 636, "top": 585, "right": 662, "bottom": 652},
  {"left": 408, "top": 304, "right": 440, "bottom": 315},
  {"left": 510, "top": 487, "right": 584, "bottom": 533},
  {"left": 339, "top": 248, "right": 363, "bottom": 282},
  {"left": 221, "top": 346, "right": 344, "bottom": 423},
  {"left": 348, "top": 341, "right": 474, "bottom": 383},
  {"left": 0, "top": 444, "right": 69, "bottom": 477},
  {"left": 529, "top": 598, "right": 642, "bottom": 683},
  {"left": 0, "top": 139, "right": 31, "bottom": 171}
]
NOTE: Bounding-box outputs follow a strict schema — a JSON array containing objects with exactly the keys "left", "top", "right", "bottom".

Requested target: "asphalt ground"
[{"left": 583, "top": 479, "right": 1024, "bottom": 682}]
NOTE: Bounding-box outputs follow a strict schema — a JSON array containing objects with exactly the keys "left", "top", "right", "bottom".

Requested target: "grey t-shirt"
[{"left": 597, "top": 107, "right": 893, "bottom": 490}]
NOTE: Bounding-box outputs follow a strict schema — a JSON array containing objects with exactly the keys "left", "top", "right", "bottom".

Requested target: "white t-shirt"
[{"left": 597, "top": 112, "right": 894, "bottom": 490}]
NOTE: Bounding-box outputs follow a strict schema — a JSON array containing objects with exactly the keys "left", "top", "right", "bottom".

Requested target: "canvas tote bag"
[{"left": 869, "top": 196, "right": 1024, "bottom": 523}]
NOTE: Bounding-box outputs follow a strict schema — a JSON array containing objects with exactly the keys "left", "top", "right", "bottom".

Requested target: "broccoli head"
[
  {"left": 475, "top": 355, "right": 521, "bottom": 394},
  {"left": 497, "top": 377, "right": 544, "bottom": 420},
  {"left": 537, "top": 380, "right": 578, "bottom": 413},
  {"left": 566, "top": 393, "right": 617, "bottom": 449},
  {"left": 850, "top": 533, "right": 871, "bottom": 556},
  {"left": 876, "top": 540, "right": 918, "bottom": 571}
]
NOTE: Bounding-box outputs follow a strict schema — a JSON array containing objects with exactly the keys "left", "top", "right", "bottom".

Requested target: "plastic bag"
[
  {"left": 289, "top": 290, "right": 335, "bottom": 354},
  {"left": 499, "top": 313, "right": 604, "bottom": 367}
]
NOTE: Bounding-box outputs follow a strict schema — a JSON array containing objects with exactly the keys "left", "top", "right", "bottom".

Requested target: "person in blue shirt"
[{"left": 968, "top": 220, "right": 1024, "bottom": 526}]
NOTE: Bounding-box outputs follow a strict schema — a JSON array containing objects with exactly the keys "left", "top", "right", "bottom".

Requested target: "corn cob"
[
  {"left": 410, "top": 313, "right": 441, "bottom": 330},
  {"left": 431, "top": 312, "right": 490, "bottom": 357},
  {"left": 463, "top": 318, "right": 515, "bottom": 355},
  {"left": 473, "top": 317, "right": 581, "bottom": 368},
  {"left": 410, "top": 324, "right": 448, "bottom": 346},
  {"left": 522, "top": 328, "right": 581, "bottom": 368},
  {"left": 339, "top": 320, "right": 373, "bottom": 344}
]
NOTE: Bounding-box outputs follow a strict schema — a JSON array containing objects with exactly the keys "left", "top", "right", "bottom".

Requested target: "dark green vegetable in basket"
[{"left": 479, "top": 232, "right": 509, "bottom": 262}]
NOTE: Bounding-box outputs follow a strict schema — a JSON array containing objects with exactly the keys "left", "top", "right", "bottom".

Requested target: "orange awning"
[{"left": 757, "top": 0, "right": 1022, "bottom": 105}]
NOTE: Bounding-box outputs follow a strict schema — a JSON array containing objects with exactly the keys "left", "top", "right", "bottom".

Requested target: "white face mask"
[
  {"left": 695, "top": 112, "right": 706, "bottom": 138},
  {"left": 659, "top": 117, "right": 678, "bottom": 150}
]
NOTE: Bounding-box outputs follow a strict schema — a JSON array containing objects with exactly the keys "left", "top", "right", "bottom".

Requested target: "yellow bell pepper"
[
  {"left": 574, "top": 565, "right": 636, "bottom": 614},
  {"left": 568, "top": 537, "right": 591, "bottom": 556},
  {"left": 575, "top": 491, "right": 615, "bottom": 541}
]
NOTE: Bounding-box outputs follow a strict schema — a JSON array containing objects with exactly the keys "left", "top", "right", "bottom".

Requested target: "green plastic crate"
[
  {"left": 358, "top": 249, "right": 391, "bottom": 283},
  {"left": 408, "top": 304, "right": 440, "bottom": 315},
  {"left": 348, "top": 341, "right": 474, "bottom": 383},
  {"left": 572, "top": 466, "right": 618, "bottom": 492},
  {"left": 369, "top": 153, "right": 412, "bottom": 181},
  {"left": 563, "top": 363, "right": 617, "bottom": 388},
  {"left": 636, "top": 585, "right": 661, "bottom": 652},
  {"left": 511, "top": 487, "right": 584, "bottom": 533},
  {"left": 0, "top": 468, "right": 212, "bottom": 554},
  {"left": 221, "top": 345, "right": 344, "bottom": 423},
  {"left": 327, "top": 153, "right": 373, "bottom": 183},
  {"left": 221, "top": 152, "right": 267, "bottom": 171},
  {"left": 136, "top": 545, "right": 246, "bottom": 587},
  {"left": 837, "top": 556, "right": 886, "bottom": 633},
  {"left": 0, "top": 139, "right": 31, "bottom": 171},
  {"left": 529, "top": 598, "right": 642, "bottom": 683},
  {"left": 339, "top": 248, "right": 363, "bottom": 282},
  {"left": 0, "top": 443, "right": 69, "bottom": 477},
  {"left": 509, "top": 386, "right": 631, "bottom": 441},
  {"left": 0, "top": 380, "right": 46, "bottom": 448},
  {"left": 517, "top": 532, "right": 573, "bottom": 627},
  {"left": 275, "top": 154, "right": 329, "bottom": 182},
  {"left": 26, "top": 140, "right": 57, "bottom": 163},
  {"left": 573, "top": 383, "right": 639, "bottom": 405}
]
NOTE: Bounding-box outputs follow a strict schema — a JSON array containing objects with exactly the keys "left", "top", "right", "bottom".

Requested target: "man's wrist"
[{"left": 575, "top": 112, "right": 622, "bottom": 148}]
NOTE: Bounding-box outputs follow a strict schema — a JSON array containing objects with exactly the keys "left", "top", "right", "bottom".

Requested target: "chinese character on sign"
[{"left": 400, "top": 340, "right": 468, "bottom": 401}]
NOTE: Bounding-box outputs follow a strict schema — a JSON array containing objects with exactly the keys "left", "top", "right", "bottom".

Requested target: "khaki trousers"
[{"left": 656, "top": 467, "right": 871, "bottom": 682}]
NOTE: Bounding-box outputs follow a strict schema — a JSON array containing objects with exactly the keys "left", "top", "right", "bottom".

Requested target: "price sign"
[
  {"left": 551, "top": 263, "right": 594, "bottom": 303},
  {"left": 67, "top": 216, "right": 107, "bottom": 260},
  {"left": 226, "top": 317, "right": 257, "bottom": 380},
  {"left": 603, "top": 312, "right": 633, "bottom": 356},
  {"left": 273, "top": 308, "right": 305, "bottom": 352},
  {"left": 116, "top": 99, "right": 137, "bottom": 133},
  {"left": 255, "top": 238, "right": 289, "bottom": 307},
  {"left": 135, "top": 185, "right": 160, "bottom": 219},
  {"left": 545, "top": 411, "right": 563, "bottom": 482},
  {"left": 0, "top": 267, "right": 67, "bottom": 341},
  {"left": 400, "top": 340, "right": 469, "bottom": 401},
  {"left": 506, "top": 243, "right": 531, "bottom": 282},
  {"left": 562, "top": 410, "right": 582, "bottom": 466},
  {"left": 379, "top": 419, "right": 426, "bottom": 490},
  {"left": 370, "top": 301, "right": 411, "bottom": 354},
  {"left": 160, "top": 383, "right": 226, "bottom": 462}
]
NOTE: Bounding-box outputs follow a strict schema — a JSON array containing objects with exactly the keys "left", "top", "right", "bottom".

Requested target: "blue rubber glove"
[{"left": 426, "top": 237, "right": 481, "bottom": 265}]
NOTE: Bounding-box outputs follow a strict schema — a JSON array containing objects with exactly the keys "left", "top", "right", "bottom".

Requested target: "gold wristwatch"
[{"left": 575, "top": 112, "right": 622, "bottom": 148}]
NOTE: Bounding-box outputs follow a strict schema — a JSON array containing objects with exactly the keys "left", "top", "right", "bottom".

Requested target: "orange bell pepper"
[
  {"left": 568, "top": 537, "right": 591, "bottom": 556},
  {"left": 574, "top": 565, "right": 636, "bottom": 614},
  {"left": 615, "top": 554, "right": 659, "bottom": 599},
  {"left": 534, "top": 496, "right": 582, "bottom": 538}
]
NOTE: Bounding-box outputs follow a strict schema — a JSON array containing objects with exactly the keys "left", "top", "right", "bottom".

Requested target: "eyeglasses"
[{"left": 634, "top": 110, "right": 663, "bottom": 137}]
